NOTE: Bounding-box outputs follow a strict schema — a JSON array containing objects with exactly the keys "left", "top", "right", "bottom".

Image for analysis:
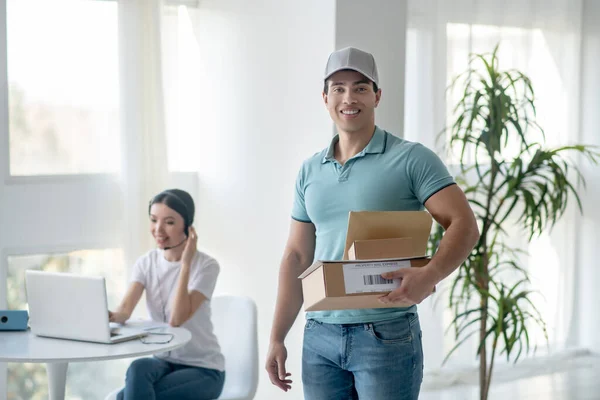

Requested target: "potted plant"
[{"left": 431, "top": 44, "right": 599, "bottom": 400}]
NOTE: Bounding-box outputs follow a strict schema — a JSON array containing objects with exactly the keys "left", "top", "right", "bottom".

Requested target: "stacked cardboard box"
[{"left": 299, "top": 211, "right": 434, "bottom": 311}]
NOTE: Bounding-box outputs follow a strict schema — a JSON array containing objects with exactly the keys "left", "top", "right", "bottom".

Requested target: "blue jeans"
[
  {"left": 117, "top": 357, "right": 225, "bottom": 400},
  {"left": 302, "top": 313, "right": 424, "bottom": 400}
]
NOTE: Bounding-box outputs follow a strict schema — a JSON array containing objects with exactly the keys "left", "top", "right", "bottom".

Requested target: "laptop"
[{"left": 25, "top": 270, "right": 147, "bottom": 344}]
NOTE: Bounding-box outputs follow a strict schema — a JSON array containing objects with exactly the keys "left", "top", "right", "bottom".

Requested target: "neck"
[
  {"left": 162, "top": 239, "right": 186, "bottom": 262},
  {"left": 334, "top": 124, "right": 376, "bottom": 165}
]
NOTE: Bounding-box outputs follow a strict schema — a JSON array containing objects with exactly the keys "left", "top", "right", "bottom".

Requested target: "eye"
[
  {"left": 167, "top": 221, "right": 175, "bottom": 225},
  {"left": 150, "top": 219, "right": 157, "bottom": 223},
  {"left": 332, "top": 87, "right": 343, "bottom": 93}
]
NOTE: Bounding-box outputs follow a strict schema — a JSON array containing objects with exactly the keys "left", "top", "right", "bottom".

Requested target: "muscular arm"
[
  {"left": 380, "top": 184, "right": 480, "bottom": 304},
  {"left": 269, "top": 219, "right": 316, "bottom": 343},
  {"left": 423, "top": 184, "right": 480, "bottom": 284}
]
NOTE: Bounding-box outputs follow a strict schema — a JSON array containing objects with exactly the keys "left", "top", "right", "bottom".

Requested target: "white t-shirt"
[{"left": 131, "top": 249, "right": 225, "bottom": 371}]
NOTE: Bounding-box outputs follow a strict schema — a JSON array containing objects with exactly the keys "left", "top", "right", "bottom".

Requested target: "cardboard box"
[
  {"left": 342, "top": 210, "right": 433, "bottom": 260},
  {"left": 299, "top": 256, "right": 430, "bottom": 311},
  {"left": 348, "top": 237, "right": 415, "bottom": 260},
  {"left": 299, "top": 210, "right": 434, "bottom": 311}
]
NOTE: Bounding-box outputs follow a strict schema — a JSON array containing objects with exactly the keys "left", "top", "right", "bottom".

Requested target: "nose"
[
  {"left": 155, "top": 221, "right": 165, "bottom": 234},
  {"left": 342, "top": 91, "right": 357, "bottom": 104}
]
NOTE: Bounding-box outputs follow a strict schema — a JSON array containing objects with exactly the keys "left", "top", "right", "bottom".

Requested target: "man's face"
[{"left": 323, "top": 69, "right": 381, "bottom": 134}]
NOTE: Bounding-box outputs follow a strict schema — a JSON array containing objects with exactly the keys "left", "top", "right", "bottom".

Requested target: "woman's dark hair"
[{"left": 148, "top": 189, "right": 195, "bottom": 236}]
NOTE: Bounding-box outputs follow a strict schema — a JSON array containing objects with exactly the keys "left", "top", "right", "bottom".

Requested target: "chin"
[{"left": 340, "top": 125, "right": 363, "bottom": 134}]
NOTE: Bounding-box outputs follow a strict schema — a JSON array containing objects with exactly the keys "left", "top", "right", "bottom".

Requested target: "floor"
[{"left": 420, "top": 353, "right": 600, "bottom": 400}]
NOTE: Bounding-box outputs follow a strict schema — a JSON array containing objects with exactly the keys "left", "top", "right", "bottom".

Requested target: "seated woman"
[{"left": 110, "top": 189, "right": 225, "bottom": 400}]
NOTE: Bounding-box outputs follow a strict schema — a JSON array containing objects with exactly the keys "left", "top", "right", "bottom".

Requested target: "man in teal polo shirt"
[{"left": 266, "top": 47, "right": 479, "bottom": 399}]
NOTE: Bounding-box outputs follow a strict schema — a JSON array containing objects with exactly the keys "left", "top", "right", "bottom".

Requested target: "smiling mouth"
[{"left": 340, "top": 109, "right": 361, "bottom": 119}]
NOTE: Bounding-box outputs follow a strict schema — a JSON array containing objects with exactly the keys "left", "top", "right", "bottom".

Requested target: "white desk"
[{"left": 0, "top": 325, "right": 191, "bottom": 400}]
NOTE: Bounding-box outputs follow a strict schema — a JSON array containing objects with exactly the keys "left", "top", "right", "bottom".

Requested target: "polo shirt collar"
[{"left": 322, "top": 126, "right": 386, "bottom": 164}]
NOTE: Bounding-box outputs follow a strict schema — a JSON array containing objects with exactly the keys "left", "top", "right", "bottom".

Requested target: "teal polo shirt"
[{"left": 292, "top": 126, "right": 455, "bottom": 324}]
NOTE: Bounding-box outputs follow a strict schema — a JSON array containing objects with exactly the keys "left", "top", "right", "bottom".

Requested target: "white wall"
[
  {"left": 575, "top": 0, "right": 600, "bottom": 352},
  {"left": 335, "top": 0, "right": 407, "bottom": 137},
  {"left": 183, "top": 1, "right": 407, "bottom": 399}
]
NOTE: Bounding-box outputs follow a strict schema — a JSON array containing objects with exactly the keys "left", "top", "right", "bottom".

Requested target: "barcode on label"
[{"left": 363, "top": 275, "right": 394, "bottom": 285}]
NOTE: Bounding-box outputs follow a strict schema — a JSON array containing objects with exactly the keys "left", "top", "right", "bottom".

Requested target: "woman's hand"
[
  {"left": 108, "top": 310, "right": 128, "bottom": 324},
  {"left": 182, "top": 226, "right": 197, "bottom": 266},
  {"left": 109, "top": 282, "right": 144, "bottom": 325}
]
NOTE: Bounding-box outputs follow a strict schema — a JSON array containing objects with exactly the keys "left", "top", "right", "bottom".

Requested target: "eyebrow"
[
  {"left": 150, "top": 214, "right": 175, "bottom": 220},
  {"left": 330, "top": 80, "right": 371, "bottom": 87}
]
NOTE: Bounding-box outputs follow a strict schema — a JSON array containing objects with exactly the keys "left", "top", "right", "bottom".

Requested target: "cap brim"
[{"left": 324, "top": 67, "right": 377, "bottom": 85}]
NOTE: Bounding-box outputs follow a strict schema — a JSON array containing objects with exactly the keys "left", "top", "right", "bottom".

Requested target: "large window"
[
  {"left": 0, "top": 1, "right": 201, "bottom": 399},
  {"left": 404, "top": 16, "right": 580, "bottom": 368},
  {"left": 445, "top": 23, "right": 572, "bottom": 347},
  {"left": 7, "top": 0, "right": 120, "bottom": 176},
  {"left": 445, "top": 23, "right": 569, "bottom": 166}
]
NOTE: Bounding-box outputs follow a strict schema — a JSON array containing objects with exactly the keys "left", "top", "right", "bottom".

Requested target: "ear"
[
  {"left": 374, "top": 88, "right": 382, "bottom": 107},
  {"left": 322, "top": 91, "right": 328, "bottom": 106}
]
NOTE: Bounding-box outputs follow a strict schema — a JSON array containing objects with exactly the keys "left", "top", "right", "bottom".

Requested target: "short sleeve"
[
  {"left": 291, "top": 164, "right": 311, "bottom": 223},
  {"left": 406, "top": 143, "right": 456, "bottom": 204},
  {"left": 130, "top": 256, "right": 148, "bottom": 287},
  {"left": 189, "top": 255, "right": 220, "bottom": 299}
]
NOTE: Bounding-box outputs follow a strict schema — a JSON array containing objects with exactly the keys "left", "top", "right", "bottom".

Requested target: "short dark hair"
[
  {"left": 323, "top": 77, "right": 379, "bottom": 95},
  {"left": 149, "top": 189, "right": 195, "bottom": 235}
]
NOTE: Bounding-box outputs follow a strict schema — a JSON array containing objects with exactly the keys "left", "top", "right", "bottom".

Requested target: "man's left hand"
[{"left": 378, "top": 267, "right": 439, "bottom": 305}]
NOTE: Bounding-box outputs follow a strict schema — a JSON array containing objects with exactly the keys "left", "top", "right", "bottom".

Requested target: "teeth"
[{"left": 342, "top": 110, "right": 359, "bottom": 115}]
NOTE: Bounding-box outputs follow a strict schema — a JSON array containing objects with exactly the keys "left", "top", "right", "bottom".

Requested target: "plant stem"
[
  {"left": 478, "top": 268, "right": 489, "bottom": 400},
  {"left": 479, "top": 146, "right": 500, "bottom": 400},
  {"left": 485, "top": 338, "right": 499, "bottom": 399}
]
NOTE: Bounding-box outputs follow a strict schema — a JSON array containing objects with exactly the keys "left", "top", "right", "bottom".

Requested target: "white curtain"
[
  {"left": 404, "top": 0, "right": 589, "bottom": 384},
  {"left": 575, "top": 0, "right": 600, "bottom": 355},
  {"left": 118, "top": 0, "right": 169, "bottom": 269}
]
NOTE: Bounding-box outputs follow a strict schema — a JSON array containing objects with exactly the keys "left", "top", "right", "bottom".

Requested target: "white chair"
[
  {"left": 212, "top": 295, "right": 259, "bottom": 400},
  {"left": 104, "top": 295, "right": 259, "bottom": 400}
]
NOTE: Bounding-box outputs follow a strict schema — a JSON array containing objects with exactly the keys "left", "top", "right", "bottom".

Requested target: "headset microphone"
[{"left": 163, "top": 237, "right": 187, "bottom": 251}]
